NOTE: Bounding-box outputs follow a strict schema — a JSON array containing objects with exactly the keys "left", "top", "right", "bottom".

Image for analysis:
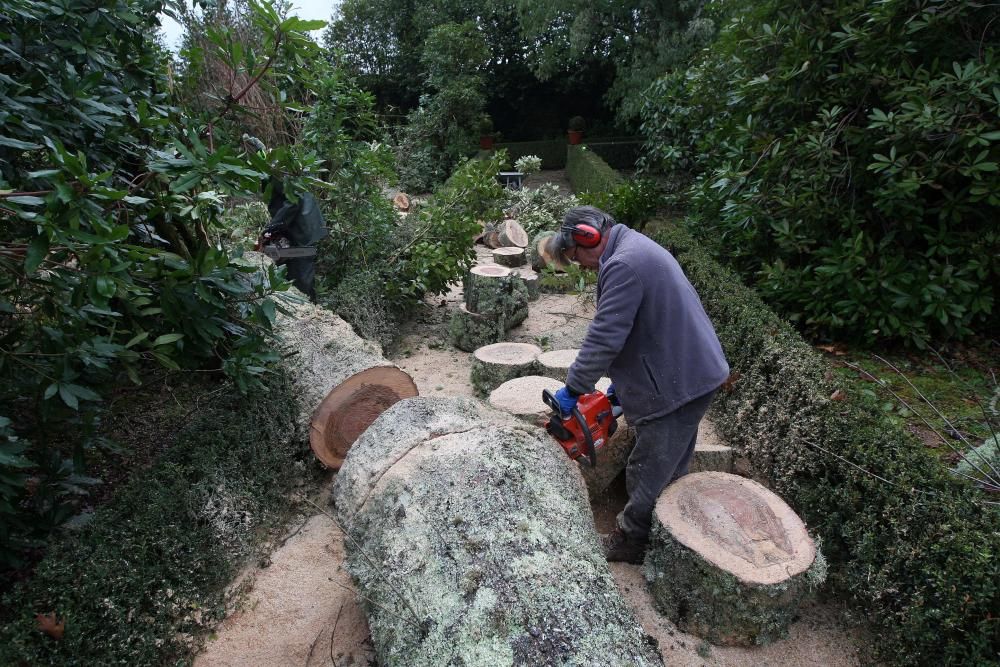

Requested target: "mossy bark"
[
  {"left": 470, "top": 343, "right": 542, "bottom": 396},
  {"left": 511, "top": 268, "right": 540, "bottom": 301},
  {"left": 643, "top": 473, "right": 826, "bottom": 647},
  {"left": 332, "top": 398, "right": 663, "bottom": 667},
  {"left": 449, "top": 303, "right": 529, "bottom": 352},
  {"left": 581, "top": 419, "right": 634, "bottom": 499},
  {"left": 464, "top": 268, "right": 529, "bottom": 319},
  {"left": 493, "top": 247, "right": 526, "bottom": 267},
  {"left": 689, "top": 444, "right": 734, "bottom": 474}
]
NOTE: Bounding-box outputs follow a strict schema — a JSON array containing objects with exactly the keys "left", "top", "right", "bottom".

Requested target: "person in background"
[
  {"left": 549, "top": 206, "right": 730, "bottom": 563},
  {"left": 261, "top": 179, "right": 328, "bottom": 301}
]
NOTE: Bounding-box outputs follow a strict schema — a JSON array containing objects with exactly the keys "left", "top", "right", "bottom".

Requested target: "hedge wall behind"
[{"left": 566, "top": 145, "right": 623, "bottom": 195}]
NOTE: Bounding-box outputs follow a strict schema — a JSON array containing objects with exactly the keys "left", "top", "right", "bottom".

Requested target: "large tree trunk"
[
  {"left": 470, "top": 342, "right": 542, "bottom": 396},
  {"left": 644, "top": 472, "right": 826, "bottom": 646},
  {"left": 250, "top": 252, "right": 417, "bottom": 469},
  {"left": 331, "top": 397, "right": 663, "bottom": 667}
]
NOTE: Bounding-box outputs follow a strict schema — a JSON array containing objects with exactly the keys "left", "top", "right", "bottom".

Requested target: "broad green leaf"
[
  {"left": 0, "top": 136, "right": 41, "bottom": 150},
  {"left": 153, "top": 333, "right": 184, "bottom": 346},
  {"left": 58, "top": 384, "right": 79, "bottom": 410},
  {"left": 95, "top": 276, "right": 116, "bottom": 298},
  {"left": 25, "top": 233, "right": 49, "bottom": 273}
]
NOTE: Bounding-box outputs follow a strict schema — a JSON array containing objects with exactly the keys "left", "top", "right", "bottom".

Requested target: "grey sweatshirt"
[{"left": 566, "top": 225, "right": 729, "bottom": 425}]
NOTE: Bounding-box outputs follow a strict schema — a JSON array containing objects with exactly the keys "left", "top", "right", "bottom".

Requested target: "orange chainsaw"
[{"left": 542, "top": 389, "right": 622, "bottom": 467}]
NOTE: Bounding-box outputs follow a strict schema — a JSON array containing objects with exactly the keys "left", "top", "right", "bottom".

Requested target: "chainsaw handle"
[
  {"left": 572, "top": 406, "right": 597, "bottom": 468},
  {"left": 541, "top": 389, "right": 561, "bottom": 414}
]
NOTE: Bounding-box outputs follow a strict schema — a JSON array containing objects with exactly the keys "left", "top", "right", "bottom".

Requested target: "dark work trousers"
[
  {"left": 618, "top": 389, "right": 718, "bottom": 540},
  {"left": 281, "top": 256, "right": 316, "bottom": 301}
]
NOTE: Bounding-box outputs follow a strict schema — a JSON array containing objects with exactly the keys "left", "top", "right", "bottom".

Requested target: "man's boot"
[{"left": 601, "top": 527, "right": 647, "bottom": 564}]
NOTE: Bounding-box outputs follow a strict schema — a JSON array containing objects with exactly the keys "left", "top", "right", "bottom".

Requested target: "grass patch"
[{"left": 0, "top": 369, "right": 313, "bottom": 665}]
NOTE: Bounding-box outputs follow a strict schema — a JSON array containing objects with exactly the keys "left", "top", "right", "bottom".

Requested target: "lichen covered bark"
[
  {"left": 470, "top": 350, "right": 540, "bottom": 396},
  {"left": 332, "top": 397, "right": 663, "bottom": 667},
  {"left": 449, "top": 305, "right": 528, "bottom": 352},
  {"left": 643, "top": 513, "right": 827, "bottom": 647}
]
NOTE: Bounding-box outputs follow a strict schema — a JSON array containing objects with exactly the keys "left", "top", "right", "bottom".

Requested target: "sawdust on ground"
[{"left": 195, "top": 175, "right": 868, "bottom": 666}]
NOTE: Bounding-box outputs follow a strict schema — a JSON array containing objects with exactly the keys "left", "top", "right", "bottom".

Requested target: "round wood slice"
[
  {"left": 646, "top": 471, "right": 824, "bottom": 646},
  {"left": 488, "top": 375, "right": 563, "bottom": 424},
  {"left": 511, "top": 268, "right": 539, "bottom": 300},
  {"left": 310, "top": 366, "right": 418, "bottom": 469},
  {"left": 498, "top": 219, "right": 529, "bottom": 248},
  {"left": 537, "top": 349, "right": 579, "bottom": 381},
  {"left": 393, "top": 192, "right": 410, "bottom": 211},
  {"left": 530, "top": 231, "right": 569, "bottom": 272},
  {"left": 470, "top": 342, "right": 542, "bottom": 395},
  {"left": 492, "top": 246, "right": 526, "bottom": 267}
]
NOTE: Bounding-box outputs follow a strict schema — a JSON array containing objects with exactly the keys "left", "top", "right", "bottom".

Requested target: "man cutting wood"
[{"left": 550, "top": 206, "right": 730, "bottom": 563}]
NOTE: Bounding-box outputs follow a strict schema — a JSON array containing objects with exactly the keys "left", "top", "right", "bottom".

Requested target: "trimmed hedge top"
[
  {"left": 566, "top": 144, "right": 623, "bottom": 195},
  {"left": 653, "top": 222, "right": 999, "bottom": 666}
]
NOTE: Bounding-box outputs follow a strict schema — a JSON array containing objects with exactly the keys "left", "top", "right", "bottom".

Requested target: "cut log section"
[
  {"left": 463, "top": 265, "right": 529, "bottom": 324},
  {"left": 488, "top": 375, "right": 563, "bottom": 424},
  {"left": 331, "top": 397, "right": 663, "bottom": 666},
  {"left": 645, "top": 472, "right": 826, "bottom": 646},
  {"left": 449, "top": 302, "right": 528, "bottom": 352},
  {"left": 529, "top": 231, "right": 568, "bottom": 272},
  {"left": 393, "top": 192, "right": 410, "bottom": 211},
  {"left": 492, "top": 246, "right": 526, "bottom": 267},
  {"left": 310, "top": 367, "right": 418, "bottom": 469},
  {"left": 470, "top": 342, "right": 541, "bottom": 396},
  {"left": 536, "top": 348, "right": 579, "bottom": 381},
  {"left": 497, "top": 219, "right": 529, "bottom": 248},
  {"left": 511, "top": 268, "right": 540, "bottom": 301},
  {"left": 243, "top": 251, "right": 418, "bottom": 471}
]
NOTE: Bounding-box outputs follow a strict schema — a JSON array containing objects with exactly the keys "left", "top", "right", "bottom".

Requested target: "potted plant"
[
  {"left": 479, "top": 114, "right": 495, "bottom": 150},
  {"left": 567, "top": 116, "right": 586, "bottom": 145}
]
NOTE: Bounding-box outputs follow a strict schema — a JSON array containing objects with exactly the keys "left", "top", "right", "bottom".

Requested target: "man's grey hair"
[{"left": 560, "top": 206, "right": 615, "bottom": 247}]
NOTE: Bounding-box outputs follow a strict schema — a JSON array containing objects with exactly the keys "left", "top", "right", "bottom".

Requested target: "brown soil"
[{"left": 196, "top": 184, "right": 868, "bottom": 666}]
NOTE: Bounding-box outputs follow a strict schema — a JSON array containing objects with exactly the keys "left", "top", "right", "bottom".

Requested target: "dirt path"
[{"left": 196, "top": 186, "right": 867, "bottom": 666}]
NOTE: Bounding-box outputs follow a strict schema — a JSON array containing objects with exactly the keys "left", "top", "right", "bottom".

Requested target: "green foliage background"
[{"left": 641, "top": 0, "right": 1000, "bottom": 347}]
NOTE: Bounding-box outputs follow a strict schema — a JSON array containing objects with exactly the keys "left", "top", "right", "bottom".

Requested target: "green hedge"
[
  {"left": 652, "top": 222, "right": 999, "bottom": 666},
  {"left": 0, "top": 371, "right": 308, "bottom": 665},
  {"left": 581, "top": 140, "right": 642, "bottom": 170},
  {"left": 566, "top": 145, "right": 623, "bottom": 195},
  {"left": 494, "top": 139, "right": 566, "bottom": 169}
]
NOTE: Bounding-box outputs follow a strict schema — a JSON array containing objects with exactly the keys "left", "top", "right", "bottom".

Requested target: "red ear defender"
[{"left": 570, "top": 223, "right": 601, "bottom": 248}]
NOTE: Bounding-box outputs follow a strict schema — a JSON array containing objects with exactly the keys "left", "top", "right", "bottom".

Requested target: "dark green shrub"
[
  {"left": 396, "top": 22, "right": 489, "bottom": 192},
  {"left": 642, "top": 0, "right": 1000, "bottom": 347},
  {"left": 653, "top": 222, "right": 1000, "bottom": 666},
  {"left": 581, "top": 140, "right": 642, "bottom": 170},
  {"left": 566, "top": 145, "right": 623, "bottom": 195},
  {"left": 0, "top": 371, "right": 306, "bottom": 665},
  {"left": 580, "top": 178, "right": 661, "bottom": 231}
]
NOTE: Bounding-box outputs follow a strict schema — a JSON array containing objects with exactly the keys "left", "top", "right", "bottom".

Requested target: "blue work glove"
[
  {"left": 554, "top": 386, "right": 579, "bottom": 416},
  {"left": 605, "top": 383, "right": 620, "bottom": 407}
]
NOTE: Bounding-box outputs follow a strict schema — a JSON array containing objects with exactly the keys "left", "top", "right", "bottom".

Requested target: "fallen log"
[
  {"left": 492, "top": 246, "right": 526, "bottom": 267},
  {"left": 250, "top": 253, "right": 418, "bottom": 469},
  {"left": 645, "top": 472, "right": 826, "bottom": 646},
  {"left": 470, "top": 342, "right": 541, "bottom": 396},
  {"left": 529, "top": 231, "right": 566, "bottom": 272},
  {"left": 331, "top": 397, "right": 663, "bottom": 667}
]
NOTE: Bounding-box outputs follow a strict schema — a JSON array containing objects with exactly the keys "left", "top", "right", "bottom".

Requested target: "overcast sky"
[{"left": 159, "top": 1, "right": 338, "bottom": 51}]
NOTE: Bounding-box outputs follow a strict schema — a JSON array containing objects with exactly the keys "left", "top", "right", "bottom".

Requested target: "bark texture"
[
  {"left": 331, "top": 397, "right": 663, "bottom": 667},
  {"left": 493, "top": 247, "right": 526, "bottom": 267},
  {"left": 498, "top": 220, "right": 529, "bottom": 248},
  {"left": 511, "top": 268, "right": 540, "bottom": 301},
  {"left": 644, "top": 472, "right": 826, "bottom": 646},
  {"left": 470, "top": 342, "right": 542, "bottom": 396}
]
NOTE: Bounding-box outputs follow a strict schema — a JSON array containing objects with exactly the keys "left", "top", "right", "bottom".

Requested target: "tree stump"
[
  {"left": 488, "top": 375, "right": 563, "bottom": 424},
  {"left": 536, "top": 349, "right": 578, "bottom": 381},
  {"left": 464, "top": 265, "right": 524, "bottom": 315},
  {"left": 393, "top": 192, "right": 410, "bottom": 211},
  {"left": 449, "top": 306, "right": 503, "bottom": 353},
  {"left": 331, "top": 397, "right": 663, "bottom": 667},
  {"left": 497, "top": 219, "right": 529, "bottom": 248},
  {"left": 644, "top": 472, "right": 826, "bottom": 646},
  {"left": 470, "top": 342, "right": 541, "bottom": 396},
  {"left": 492, "top": 247, "right": 526, "bottom": 267},
  {"left": 511, "top": 268, "right": 540, "bottom": 301}
]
